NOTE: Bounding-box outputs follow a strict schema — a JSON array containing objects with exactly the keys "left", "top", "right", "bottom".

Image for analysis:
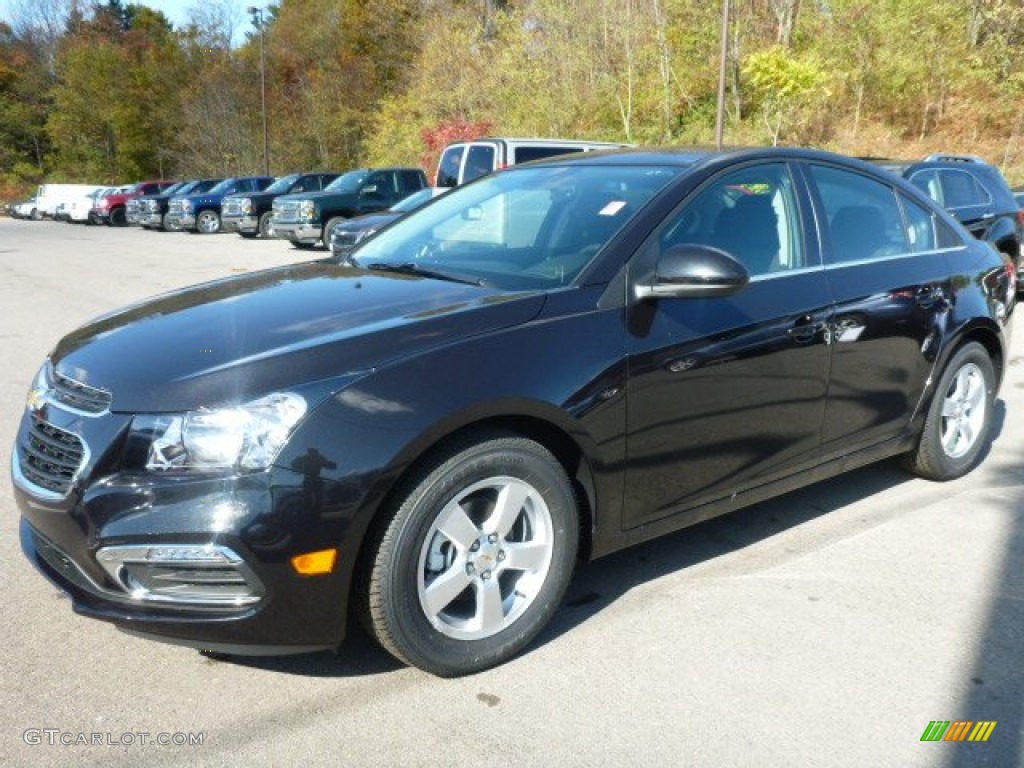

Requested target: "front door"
[{"left": 622, "top": 162, "right": 832, "bottom": 529}]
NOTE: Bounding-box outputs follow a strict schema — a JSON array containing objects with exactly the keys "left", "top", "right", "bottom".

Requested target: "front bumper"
[
  {"left": 13, "top": 420, "right": 355, "bottom": 652},
  {"left": 273, "top": 220, "right": 321, "bottom": 244},
  {"left": 164, "top": 212, "right": 193, "bottom": 230},
  {"left": 222, "top": 213, "right": 258, "bottom": 234}
]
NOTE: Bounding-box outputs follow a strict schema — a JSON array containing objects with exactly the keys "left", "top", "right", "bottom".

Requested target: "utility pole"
[
  {"left": 715, "top": 0, "right": 731, "bottom": 150},
  {"left": 248, "top": 6, "right": 270, "bottom": 176}
]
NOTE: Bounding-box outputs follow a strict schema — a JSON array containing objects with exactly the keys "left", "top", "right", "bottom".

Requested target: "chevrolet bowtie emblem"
[{"left": 26, "top": 384, "right": 48, "bottom": 412}]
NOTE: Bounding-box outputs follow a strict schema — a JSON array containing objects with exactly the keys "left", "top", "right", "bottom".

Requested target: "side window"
[
  {"left": 399, "top": 171, "right": 422, "bottom": 195},
  {"left": 436, "top": 147, "right": 464, "bottom": 188},
  {"left": 463, "top": 145, "right": 496, "bottom": 184},
  {"left": 898, "top": 193, "right": 938, "bottom": 252},
  {"left": 660, "top": 162, "right": 804, "bottom": 275},
  {"left": 809, "top": 165, "right": 908, "bottom": 264},
  {"left": 938, "top": 169, "right": 991, "bottom": 209},
  {"left": 514, "top": 146, "right": 585, "bottom": 164}
]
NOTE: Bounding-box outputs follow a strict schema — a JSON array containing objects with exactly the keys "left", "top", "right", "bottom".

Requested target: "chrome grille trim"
[
  {"left": 15, "top": 417, "right": 90, "bottom": 499},
  {"left": 51, "top": 370, "right": 111, "bottom": 415}
]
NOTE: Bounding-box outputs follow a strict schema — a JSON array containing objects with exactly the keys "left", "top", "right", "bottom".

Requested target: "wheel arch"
[
  {"left": 947, "top": 319, "right": 1005, "bottom": 389},
  {"left": 344, "top": 408, "right": 601, "bottom": 632}
]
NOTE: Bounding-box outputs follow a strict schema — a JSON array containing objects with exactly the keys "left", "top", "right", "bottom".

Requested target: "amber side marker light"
[{"left": 291, "top": 548, "right": 337, "bottom": 575}]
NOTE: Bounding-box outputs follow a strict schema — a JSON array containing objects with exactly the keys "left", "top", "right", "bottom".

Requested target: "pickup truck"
[
  {"left": 166, "top": 176, "right": 274, "bottom": 234},
  {"left": 272, "top": 167, "right": 427, "bottom": 248},
  {"left": 140, "top": 179, "right": 223, "bottom": 230},
  {"left": 222, "top": 172, "right": 340, "bottom": 239},
  {"left": 128, "top": 181, "right": 188, "bottom": 225},
  {"left": 91, "top": 180, "right": 177, "bottom": 225}
]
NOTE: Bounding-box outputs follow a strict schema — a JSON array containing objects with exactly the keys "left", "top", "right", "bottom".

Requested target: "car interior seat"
[
  {"left": 712, "top": 194, "right": 781, "bottom": 274},
  {"left": 829, "top": 205, "right": 887, "bottom": 262}
]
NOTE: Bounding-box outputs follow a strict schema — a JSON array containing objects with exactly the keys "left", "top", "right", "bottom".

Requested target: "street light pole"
[{"left": 248, "top": 6, "right": 270, "bottom": 176}]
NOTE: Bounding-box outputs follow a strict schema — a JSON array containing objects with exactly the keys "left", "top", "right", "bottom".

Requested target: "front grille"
[
  {"left": 20, "top": 417, "right": 87, "bottom": 496},
  {"left": 168, "top": 200, "right": 185, "bottom": 215},
  {"left": 273, "top": 200, "right": 299, "bottom": 221},
  {"left": 145, "top": 200, "right": 159, "bottom": 212},
  {"left": 223, "top": 199, "right": 243, "bottom": 217},
  {"left": 52, "top": 370, "right": 111, "bottom": 414}
]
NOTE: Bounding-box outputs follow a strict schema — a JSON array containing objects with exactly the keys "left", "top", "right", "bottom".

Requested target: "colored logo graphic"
[{"left": 921, "top": 721, "right": 997, "bottom": 742}]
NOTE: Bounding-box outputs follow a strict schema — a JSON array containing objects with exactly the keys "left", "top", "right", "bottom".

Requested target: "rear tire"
[
  {"left": 904, "top": 342, "right": 995, "bottom": 480},
  {"left": 362, "top": 434, "right": 578, "bottom": 677}
]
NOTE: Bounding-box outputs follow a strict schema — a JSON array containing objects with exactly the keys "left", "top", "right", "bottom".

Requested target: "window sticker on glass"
[{"left": 600, "top": 201, "right": 627, "bottom": 216}]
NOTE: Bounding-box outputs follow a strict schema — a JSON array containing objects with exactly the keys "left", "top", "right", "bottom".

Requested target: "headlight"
[
  {"left": 135, "top": 392, "right": 307, "bottom": 472},
  {"left": 181, "top": 199, "right": 193, "bottom": 212},
  {"left": 298, "top": 200, "right": 316, "bottom": 220},
  {"left": 239, "top": 197, "right": 253, "bottom": 214}
]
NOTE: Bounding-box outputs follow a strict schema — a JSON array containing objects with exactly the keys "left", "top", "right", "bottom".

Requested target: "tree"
[{"left": 742, "top": 45, "right": 827, "bottom": 145}]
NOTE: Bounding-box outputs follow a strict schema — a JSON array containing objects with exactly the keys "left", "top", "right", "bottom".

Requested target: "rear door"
[{"left": 804, "top": 162, "right": 955, "bottom": 458}]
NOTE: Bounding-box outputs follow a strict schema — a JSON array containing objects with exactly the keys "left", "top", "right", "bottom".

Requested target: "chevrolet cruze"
[{"left": 13, "top": 148, "right": 1014, "bottom": 676}]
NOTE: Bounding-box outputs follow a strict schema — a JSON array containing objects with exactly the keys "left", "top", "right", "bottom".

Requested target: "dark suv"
[{"left": 875, "top": 154, "right": 1023, "bottom": 287}]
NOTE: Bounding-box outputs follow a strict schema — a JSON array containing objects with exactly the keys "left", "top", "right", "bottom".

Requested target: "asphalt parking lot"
[{"left": 0, "top": 216, "right": 1021, "bottom": 767}]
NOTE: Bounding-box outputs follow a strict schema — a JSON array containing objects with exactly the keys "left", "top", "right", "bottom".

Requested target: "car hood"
[
  {"left": 276, "top": 190, "right": 354, "bottom": 203},
  {"left": 51, "top": 262, "right": 545, "bottom": 412},
  {"left": 337, "top": 211, "right": 401, "bottom": 234}
]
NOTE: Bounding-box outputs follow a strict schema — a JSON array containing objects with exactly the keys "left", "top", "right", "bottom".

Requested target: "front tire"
[
  {"left": 110, "top": 207, "right": 127, "bottom": 226},
  {"left": 323, "top": 217, "right": 347, "bottom": 250},
  {"left": 905, "top": 342, "right": 995, "bottom": 480},
  {"left": 196, "top": 209, "right": 221, "bottom": 234},
  {"left": 363, "top": 434, "right": 578, "bottom": 677},
  {"left": 258, "top": 211, "right": 275, "bottom": 239}
]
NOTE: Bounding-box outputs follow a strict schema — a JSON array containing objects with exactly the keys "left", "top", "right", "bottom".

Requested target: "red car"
[{"left": 90, "top": 180, "right": 177, "bottom": 226}]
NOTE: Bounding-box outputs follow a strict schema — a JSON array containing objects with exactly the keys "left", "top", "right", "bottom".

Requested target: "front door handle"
[{"left": 787, "top": 315, "right": 824, "bottom": 344}]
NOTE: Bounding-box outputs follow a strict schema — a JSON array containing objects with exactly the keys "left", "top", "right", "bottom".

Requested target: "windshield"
[
  {"left": 324, "top": 170, "right": 369, "bottom": 193},
  {"left": 191, "top": 179, "right": 221, "bottom": 194},
  {"left": 158, "top": 182, "right": 186, "bottom": 196},
  {"left": 207, "top": 178, "right": 238, "bottom": 194},
  {"left": 352, "top": 164, "right": 682, "bottom": 290},
  {"left": 265, "top": 174, "right": 300, "bottom": 194}
]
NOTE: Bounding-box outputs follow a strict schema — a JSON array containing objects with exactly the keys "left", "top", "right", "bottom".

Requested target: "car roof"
[{"left": 513, "top": 145, "right": 884, "bottom": 170}]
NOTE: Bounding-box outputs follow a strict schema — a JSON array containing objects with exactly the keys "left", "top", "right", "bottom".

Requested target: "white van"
[
  {"left": 435, "top": 138, "right": 628, "bottom": 188},
  {"left": 35, "top": 183, "right": 106, "bottom": 218}
]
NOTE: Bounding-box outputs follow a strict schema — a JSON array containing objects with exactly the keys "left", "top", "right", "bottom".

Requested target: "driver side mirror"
[
  {"left": 360, "top": 184, "right": 379, "bottom": 195},
  {"left": 635, "top": 244, "right": 750, "bottom": 300}
]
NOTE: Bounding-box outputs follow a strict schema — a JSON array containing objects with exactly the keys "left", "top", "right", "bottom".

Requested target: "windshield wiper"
[{"left": 365, "top": 262, "right": 484, "bottom": 286}]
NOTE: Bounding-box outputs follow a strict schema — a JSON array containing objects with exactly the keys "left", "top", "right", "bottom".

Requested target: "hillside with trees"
[{"left": 2, "top": 0, "right": 1023, "bottom": 201}]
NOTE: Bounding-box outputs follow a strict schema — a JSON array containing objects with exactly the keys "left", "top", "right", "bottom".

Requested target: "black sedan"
[
  {"left": 328, "top": 186, "right": 447, "bottom": 259},
  {"left": 13, "top": 147, "right": 1015, "bottom": 676}
]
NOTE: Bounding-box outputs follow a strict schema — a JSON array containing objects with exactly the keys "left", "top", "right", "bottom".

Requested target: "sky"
[{"left": 0, "top": 1, "right": 248, "bottom": 35}]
